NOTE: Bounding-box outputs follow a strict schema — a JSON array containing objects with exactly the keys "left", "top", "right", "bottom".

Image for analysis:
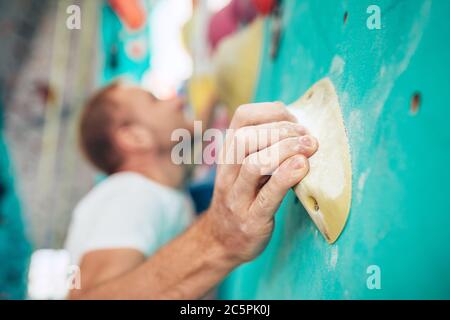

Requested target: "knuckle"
[
  {"left": 243, "top": 156, "right": 261, "bottom": 175},
  {"left": 225, "top": 190, "right": 238, "bottom": 213},
  {"left": 234, "top": 127, "right": 249, "bottom": 146},
  {"left": 272, "top": 101, "right": 285, "bottom": 110},
  {"left": 258, "top": 150, "right": 278, "bottom": 173},
  {"left": 234, "top": 126, "right": 247, "bottom": 138},
  {"left": 271, "top": 172, "right": 284, "bottom": 189},
  {"left": 235, "top": 104, "right": 250, "bottom": 118},
  {"left": 238, "top": 221, "right": 256, "bottom": 240},
  {"left": 279, "top": 120, "right": 293, "bottom": 127},
  {"left": 295, "top": 124, "right": 308, "bottom": 135},
  {"left": 273, "top": 107, "right": 288, "bottom": 119},
  {"left": 275, "top": 121, "right": 292, "bottom": 137},
  {"left": 215, "top": 180, "right": 227, "bottom": 194},
  {"left": 298, "top": 154, "right": 308, "bottom": 165},
  {"left": 283, "top": 136, "right": 300, "bottom": 148},
  {"left": 256, "top": 188, "right": 272, "bottom": 211},
  {"left": 277, "top": 106, "right": 292, "bottom": 119},
  {"left": 302, "top": 134, "right": 315, "bottom": 143}
]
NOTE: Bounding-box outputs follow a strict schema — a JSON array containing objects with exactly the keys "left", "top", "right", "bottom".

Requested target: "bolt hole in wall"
[
  {"left": 304, "top": 196, "right": 319, "bottom": 212},
  {"left": 311, "top": 197, "right": 319, "bottom": 211},
  {"left": 410, "top": 92, "right": 421, "bottom": 115},
  {"left": 343, "top": 11, "right": 348, "bottom": 24}
]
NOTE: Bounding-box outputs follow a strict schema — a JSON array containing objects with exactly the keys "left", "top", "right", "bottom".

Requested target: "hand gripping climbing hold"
[{"left": 287, "top": 78, "right": 352, "bottom": 244}]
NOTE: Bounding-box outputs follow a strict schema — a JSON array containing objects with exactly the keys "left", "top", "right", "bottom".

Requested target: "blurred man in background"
[
  {"left": 65, "top": 82, "right": 196, "bottom": 293},
  {"left": 65, "top": 81, "right": 318, "bottom": 299}
]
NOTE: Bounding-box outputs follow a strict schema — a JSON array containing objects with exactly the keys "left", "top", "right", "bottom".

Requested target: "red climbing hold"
[{"left": 252, "top": 0, "right": 276, "bottom": 15}]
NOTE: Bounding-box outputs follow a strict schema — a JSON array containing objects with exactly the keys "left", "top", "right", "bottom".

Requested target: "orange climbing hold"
[
  {"left": 109, "top": 0, "right": 147, "bottom": 31},
  {"left": 252, "top": 0, "right": 276, "bottom": 15}
]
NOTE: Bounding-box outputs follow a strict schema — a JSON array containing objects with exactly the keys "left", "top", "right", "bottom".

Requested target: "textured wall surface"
[
  {"left": 220, "top": 0, "right": 450, "bottom": 299},
  {"left": 0, "top": 0, "right": 43, "bottom": 299},
  {"left": 0, "top": 131, "right": 30, "bottom": 299},
  {"left": 3, "top": 0, "right": 98, "bottom": 249}
]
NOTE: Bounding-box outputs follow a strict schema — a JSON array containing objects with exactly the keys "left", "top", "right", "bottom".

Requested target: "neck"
[{"left": 117, "top": 151, "right": 185, "bottom": 189}]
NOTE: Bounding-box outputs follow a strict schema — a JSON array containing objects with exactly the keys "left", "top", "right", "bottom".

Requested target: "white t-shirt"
[{"left": 64, "top": 172, "right": 195, "bottom": 265}]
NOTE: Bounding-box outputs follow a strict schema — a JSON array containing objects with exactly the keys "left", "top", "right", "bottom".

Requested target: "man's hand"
[{"left": 207, "top": 102, "right": 318, "bottom": 263}]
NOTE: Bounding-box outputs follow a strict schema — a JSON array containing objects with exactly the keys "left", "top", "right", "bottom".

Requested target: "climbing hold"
[
  {"left": 252, "top": 0, "right": 276, "bottom": 15},
  {"left": 288, "top": 78, "right": 352, "bottom": 244},
  {"left": 109, "top": 0, "right": 146, "bottom": 31},
  {"left": 213, "top": 18, "right": 264, "bottom": 113}
]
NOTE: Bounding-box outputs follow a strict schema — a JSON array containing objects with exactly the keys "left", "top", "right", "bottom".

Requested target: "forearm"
[{"left": 74, "top": 213, "right": 238, "bottom": 300}]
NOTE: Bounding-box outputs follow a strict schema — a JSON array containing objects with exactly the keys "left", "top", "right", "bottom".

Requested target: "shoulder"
[
  {"left": 95, "top": 172, "right": 157, "bottom": 196},
  {"left": 78, "top": 173, "right": 160, "bottom": 209},
  {"left": 68, "top": 173, "right": 168, "bottom": 240},
  {"left": 65, "top": 173, "right": 166, "bottom": 263}
]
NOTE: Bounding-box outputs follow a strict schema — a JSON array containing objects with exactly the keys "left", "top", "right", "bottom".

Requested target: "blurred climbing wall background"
[
  {"left": 219, "top": 0, "right": 450, "bottom": 299},
  {"left": 0, "top": 0, "right": 54, "bottom": 298},
  {"left": 1, "top": 0, "right": 99, "bottom": 251},
  {"left": 0, "top": 0, "right": 232, "bottom": 299}
]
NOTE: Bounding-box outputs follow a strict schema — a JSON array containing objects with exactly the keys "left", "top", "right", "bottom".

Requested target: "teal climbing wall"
[
  {"left": 100, "top": 1, "right": 152, "bottom": 85},
  {"left": 0, "top": 97, "right": 31, "bottom": 299},
  {"left": 220, "top": 0, "right": 450, "bottom": 299}
]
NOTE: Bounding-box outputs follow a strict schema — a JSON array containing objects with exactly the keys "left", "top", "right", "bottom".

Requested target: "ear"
[{"left": 115, "top": 125, "right": 155, "bottom": 153}]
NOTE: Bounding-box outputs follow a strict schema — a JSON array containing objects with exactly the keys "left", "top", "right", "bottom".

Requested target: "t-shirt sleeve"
[{"left": 77, "top": 185, "right": 164, "bottom": 259}]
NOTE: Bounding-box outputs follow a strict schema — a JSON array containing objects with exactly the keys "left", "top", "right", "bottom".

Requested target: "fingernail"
[
  {"left": 291, "top": 156, "right": 305, "bottom": 169},
  {"left": 300, "top": 136, "right": 313, "bottom": 147}
]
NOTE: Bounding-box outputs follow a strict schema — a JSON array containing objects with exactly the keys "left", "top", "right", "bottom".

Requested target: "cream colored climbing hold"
[{"left": 287, "top": 78, "right": 352, "bottom": 244}]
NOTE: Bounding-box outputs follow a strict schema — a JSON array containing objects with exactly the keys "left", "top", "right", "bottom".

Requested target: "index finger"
[{"left": 229, "top": 102, "right": 297, "bottom": 130}]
